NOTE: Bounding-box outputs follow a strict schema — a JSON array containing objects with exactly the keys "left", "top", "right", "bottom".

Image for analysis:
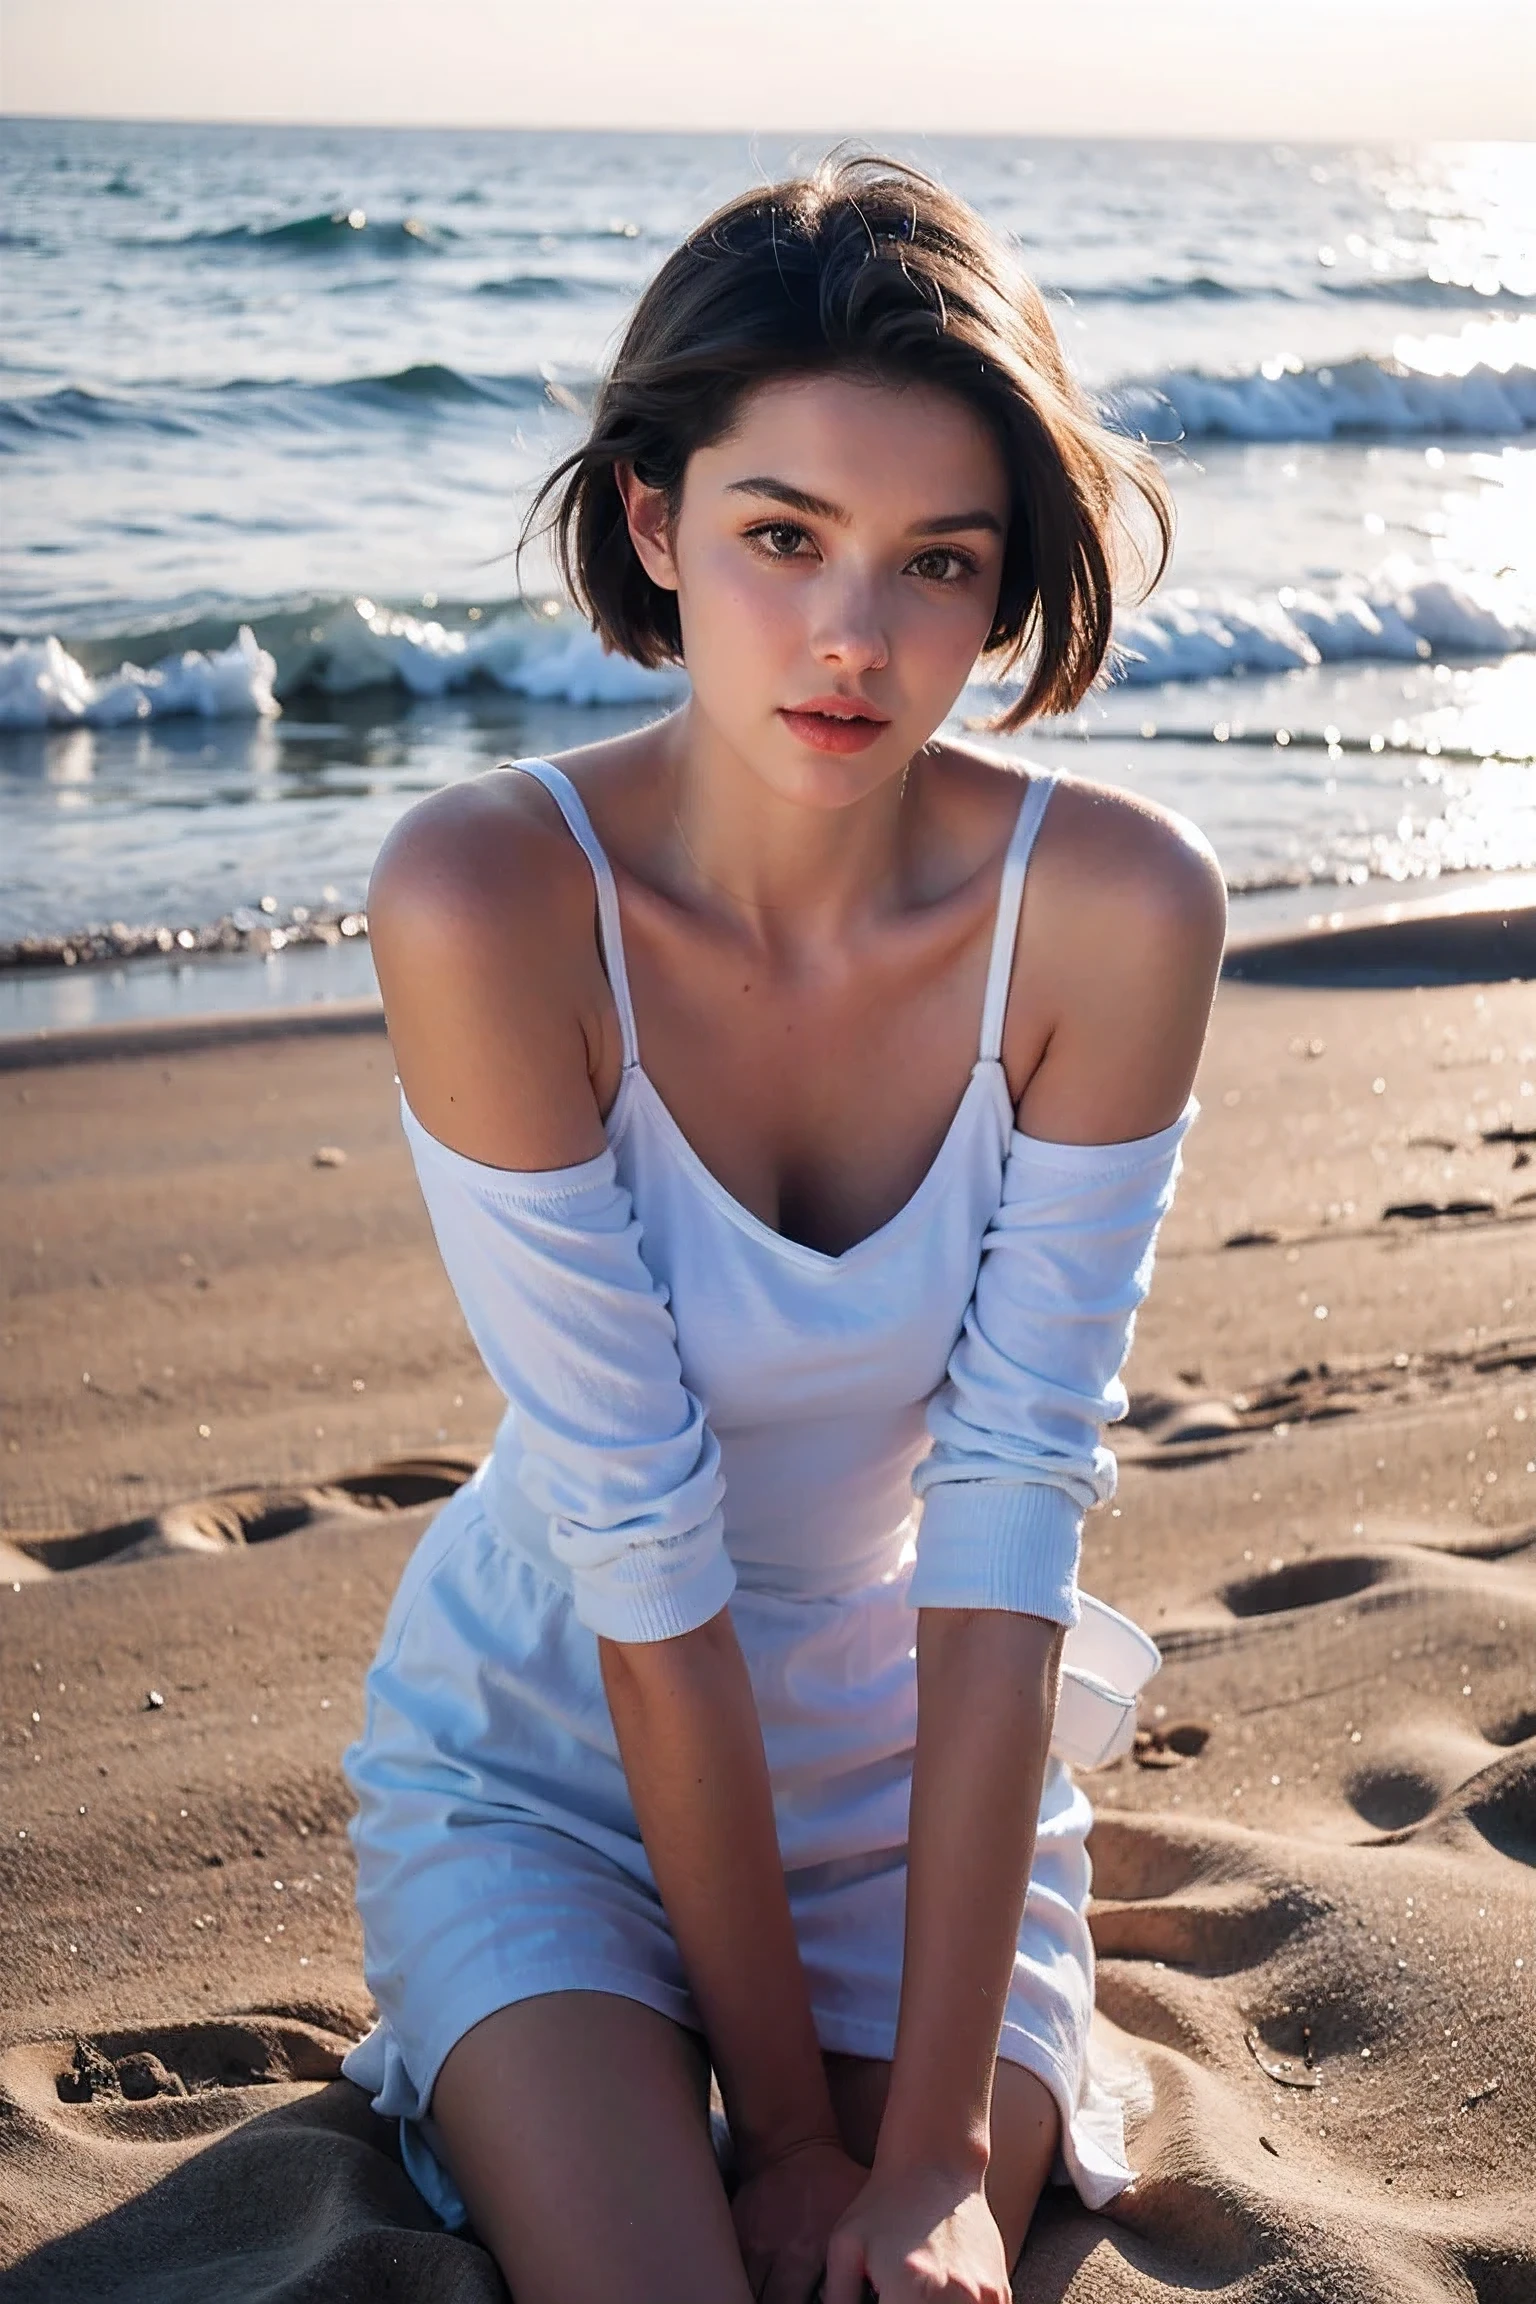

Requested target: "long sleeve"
[
  {"left": 909, "top": 1097, "right": 1197, "bottom": 1628},
  {"left": 401, "top": 1096, "right": 734, "bottom": 1644}
]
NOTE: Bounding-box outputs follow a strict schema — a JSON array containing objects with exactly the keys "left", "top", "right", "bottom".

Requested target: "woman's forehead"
[{"left": 694, "top": 372, "right": 1009, "bottom": 516}]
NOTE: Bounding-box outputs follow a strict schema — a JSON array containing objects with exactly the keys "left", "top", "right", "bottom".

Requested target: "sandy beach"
[{"left": 2, "top": 967, "right": 1533, "bottom": 2301}]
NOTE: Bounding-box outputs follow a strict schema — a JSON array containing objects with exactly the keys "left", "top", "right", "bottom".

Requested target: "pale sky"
[{"left": 2, "top": 0, "right": 1533, "bottom": 141}]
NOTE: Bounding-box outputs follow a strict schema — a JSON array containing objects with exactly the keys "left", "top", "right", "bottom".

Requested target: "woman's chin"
[{"left": 766, "top": 748, "right": 910, "bottom": 811}]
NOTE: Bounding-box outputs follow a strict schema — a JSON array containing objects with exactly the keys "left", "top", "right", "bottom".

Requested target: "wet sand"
[{"left": 2, "top": 972, "right": 1533, "bottom": 2300}]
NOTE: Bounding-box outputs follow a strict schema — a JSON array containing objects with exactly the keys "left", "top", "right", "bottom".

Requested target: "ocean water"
[{"left": 2, "top": 119, "right": 1534, "bottom": 975}]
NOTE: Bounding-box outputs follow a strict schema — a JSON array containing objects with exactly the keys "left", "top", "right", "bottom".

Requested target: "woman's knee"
[{"left": 428, "top": 1994, "right": 745, "bottom": 2304}]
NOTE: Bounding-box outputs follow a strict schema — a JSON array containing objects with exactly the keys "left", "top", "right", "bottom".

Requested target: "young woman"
[{"left": 342, "top": 156, "right": 1224, "bottom": 2303}]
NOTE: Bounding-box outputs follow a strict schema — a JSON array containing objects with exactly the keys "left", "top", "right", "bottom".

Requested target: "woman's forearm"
[
  {"left": 598, "top": 1610, "right": 841, "bottom": 2175},
  {"left": 876, "top": 1607, "right": 1064, "bottom": 2180}
]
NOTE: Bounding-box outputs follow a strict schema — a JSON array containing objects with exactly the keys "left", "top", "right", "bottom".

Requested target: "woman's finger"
[
  {"left": 818, "top": 2229, "right": 872, "bottom": 2304},
  {"left": 762, "top": 2258, "right": 823, "bottom": 2304}
]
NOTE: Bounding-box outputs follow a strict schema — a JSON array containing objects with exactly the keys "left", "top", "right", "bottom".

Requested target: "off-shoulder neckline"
[{"left": 398, "top": 1079, "right": 1199, "bottom": 1257}]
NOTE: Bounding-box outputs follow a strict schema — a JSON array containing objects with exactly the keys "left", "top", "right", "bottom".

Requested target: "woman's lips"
[{"left": 778, "top": 706, "right": 890, "bottom": 755}]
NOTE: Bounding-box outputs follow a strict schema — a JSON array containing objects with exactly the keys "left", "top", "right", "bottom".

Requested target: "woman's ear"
[{"left": 614, "top": 463, "right": 679, "bottom": 593}]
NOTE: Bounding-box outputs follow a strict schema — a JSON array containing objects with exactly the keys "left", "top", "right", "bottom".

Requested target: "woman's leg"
[
  {"left": 429, "top": 1989, "right": 754, "bottom": 2304},
  {"left": 822, "top": 2051, "right": 1059, "bottom": 2268}
]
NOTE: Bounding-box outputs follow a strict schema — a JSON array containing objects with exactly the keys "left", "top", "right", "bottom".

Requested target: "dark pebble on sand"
[
  {"left": 1135, "top": 1720, "right": 1212, "bottom": 1766},
  {"left": 1383, "top": 1194, "right": 1496, "bottom": 1220},
  {"left": 116, "top": 2052, "right": 188, "bottom": 2101}
]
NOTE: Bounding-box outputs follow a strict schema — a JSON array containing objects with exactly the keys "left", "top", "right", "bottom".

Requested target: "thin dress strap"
[
  {"left": 509, "top": 759, "right": 641, "bottom": 1070},
  {"left": 977, "top": 770, "right": 1059, "bottom": 1065}
]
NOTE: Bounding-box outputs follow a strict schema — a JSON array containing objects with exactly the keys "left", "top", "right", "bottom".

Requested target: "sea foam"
[
  {"left": 2, "top": 570, "right": 1530, "bottom": 733},
  {"left": 1101, "top": 568, "right": 1533, "bottom": 687},
  {"left": 1110, "top": 355, "right": 1536, "bottom": 443},
  {"left": 298, "top": 601, "right": 688, "bottom": 706},
  {"left": 0, "top": 626, "right": 278, "bottom": 729},
  {"left": 7, "top": 351, "right": 1534, "bottom": 457}
]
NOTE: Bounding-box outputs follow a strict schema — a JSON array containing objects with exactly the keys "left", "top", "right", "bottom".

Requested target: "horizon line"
[{"left": 3, "top": 111, "right": 1528, "bottom": 151}]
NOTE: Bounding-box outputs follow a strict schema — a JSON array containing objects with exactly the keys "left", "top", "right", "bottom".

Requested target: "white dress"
[{"left": 342, "top": 758, "right": 1195, "bottom": 2226}]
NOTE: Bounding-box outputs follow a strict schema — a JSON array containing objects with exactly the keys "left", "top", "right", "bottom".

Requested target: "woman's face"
[{"left": 623, "top": 371, "right": 1011, "bottom": 808}]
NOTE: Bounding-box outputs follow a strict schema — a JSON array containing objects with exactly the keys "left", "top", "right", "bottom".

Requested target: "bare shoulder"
[
  {"left": 368, "top": 765, "right": 595, "bottom": 969},
  {"left": 986, "top": 757, "right": 1227, "bottom": 1140},
  {"left": 930, "top": 739, "right": 1225, "bottom": 964},
  {"left": 1038, "top": 770, "right": 1227, "bottom": 964},
  {"left": 367, "top": 766, "right": 615, "bottom": 1168}
]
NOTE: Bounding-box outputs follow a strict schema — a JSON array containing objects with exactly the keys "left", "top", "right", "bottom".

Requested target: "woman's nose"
[{"left": 807, "top": 572, "right": 890, "bottom": 673}]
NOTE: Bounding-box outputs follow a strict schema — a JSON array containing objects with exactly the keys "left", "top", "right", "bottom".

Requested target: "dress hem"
[{"left": 343, "top": 1977, "right": 1136, "bottom": 2232}]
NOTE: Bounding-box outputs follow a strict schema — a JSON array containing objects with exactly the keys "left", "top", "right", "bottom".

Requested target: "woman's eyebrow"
[
  {"left": 723, "top": 476, "right": 1002, "bottom": 538},
  {"left": 724, "top": 476, "right": 847, "bottom": 521},
  {"left": 909, "top": 508, "right": 1004, "bottom": 537}
]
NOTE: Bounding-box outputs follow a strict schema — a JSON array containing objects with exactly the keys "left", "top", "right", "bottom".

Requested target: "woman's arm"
[
  {"left": 829, "top": 803, "right": 1225, "bottom": 2297},
  {"left": 899, "top": 811, "right": 1225, "bottom": 2170},
  {"left": 372, "top": 779, "right": 861, "bottom": 2269},
  {"left": 600, "top": 1618, "right": 845, "bottom": 2171},
  {"left": 877, "top": 1609, "right": 1063, "bottom": 2179},
  {"left": 822, "top": 1622, "right": 1067, "bottom": 2304}
]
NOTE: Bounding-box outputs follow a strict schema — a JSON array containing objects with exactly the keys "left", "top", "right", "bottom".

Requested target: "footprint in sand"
[
  {"left": 1219, "top": 1551, "right": 1396, "bottom": 1618},
  {"left": 6, "top": 1454, "right": 478, "bottom": 1574},
  {"left": 4, "top": 2016, "right": 353, "bottom": 2127},
  {"left": 1483, "top": 1705, "right": 1536, "bottom": 1748},
  {"left": 1345, "top": 1725, "right": 1498, "bottom": 1833},
  {"left": 1373, "top": 1745, "right": 1536, "bottom": 1869}
]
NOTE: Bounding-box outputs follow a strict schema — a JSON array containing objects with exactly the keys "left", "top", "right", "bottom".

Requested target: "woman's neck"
[{"left": 658, "top": 704, "right": 919, "bottom": 942}]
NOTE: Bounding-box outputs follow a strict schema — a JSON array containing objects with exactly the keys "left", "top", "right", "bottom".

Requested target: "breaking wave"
[
  {"left": 0, "top": 363, "right": 553, "bottom": 448},
  {"left": 1103, "top": 568, "right": 1534, "bottom": 686},
  {"left": 1108, "top": 353, "right": 1536, "bottom": 442},
  {"left": 8, "top": 348, "right": 1533, "bottom": 461},
  {"left": 4, "top": 567, "right": 1531, "bottom": 732},
  {"left": 0, "top": 626, "right": 281, "bottom": 729}
]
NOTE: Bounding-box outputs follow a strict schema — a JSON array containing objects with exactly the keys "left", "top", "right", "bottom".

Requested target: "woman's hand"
[
  {"left": 732, "top": 2137, "right": 872, "bottom": 2304},
  {"left": 822, "top": 2161, "right": 1011, "bottom": 2302}
]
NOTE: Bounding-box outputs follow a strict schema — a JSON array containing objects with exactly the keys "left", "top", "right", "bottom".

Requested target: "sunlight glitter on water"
[{"left": 3, "top": 125, "right": 1533, "bottom": 961}]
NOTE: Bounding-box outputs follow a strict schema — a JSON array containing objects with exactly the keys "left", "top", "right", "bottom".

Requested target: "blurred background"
[{"left": 2, "top": 0, "right": 1533, "bottom": 1031}]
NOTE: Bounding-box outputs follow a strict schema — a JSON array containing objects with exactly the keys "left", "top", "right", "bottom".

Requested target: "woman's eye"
[
  {"left": 908, "top": 547, "right": 975, "bottom": 583},
  {"left": 748, "top": 522, "right": 813, "bottom": 560}
]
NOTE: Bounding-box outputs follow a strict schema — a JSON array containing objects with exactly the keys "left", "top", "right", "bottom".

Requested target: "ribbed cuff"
[
  {"left": 1007, "top": 1093, "right": 1199, "bottom": 1178},
  {"left": 570, "top": 1537, "right": 738, "bottom": 1645},
  {"left": 908, "top": 1480, "right": 1083, "bottom": 1627}
]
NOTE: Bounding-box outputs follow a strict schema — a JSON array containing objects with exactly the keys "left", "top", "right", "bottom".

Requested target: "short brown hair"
[{"left": 524, "top": 154, "right": 1172, "bottom": 729}]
